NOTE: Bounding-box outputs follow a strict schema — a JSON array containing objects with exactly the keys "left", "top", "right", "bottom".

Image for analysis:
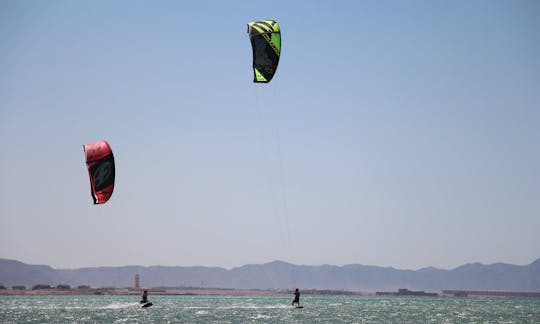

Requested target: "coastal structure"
[
  {"left": 134, "top": 274, "right": 140, "bottom": 289},
  {"left": 376, "top": 288, "right": 438, "bottom": 297},
  {"left": 442, "top": 290, "right": 540, "bottom": 299}
]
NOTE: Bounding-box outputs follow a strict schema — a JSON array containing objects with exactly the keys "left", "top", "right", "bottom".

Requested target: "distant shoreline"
[
  {"left": 0, "top": 287, "right": 369, "bottom": 297},
  {"left": 2, "top": 288, "right": 540, "bottom": 299},
  {"left": 0, "top": 287, "right": 375, "bottom": 296},
  {"left": 0, "top": 288, "right": 278, "bottom": 297}
]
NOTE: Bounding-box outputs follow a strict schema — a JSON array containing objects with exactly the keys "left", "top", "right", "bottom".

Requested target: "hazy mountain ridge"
[{"left": 1, "top": 258, "right": 539, "bottom": 292}]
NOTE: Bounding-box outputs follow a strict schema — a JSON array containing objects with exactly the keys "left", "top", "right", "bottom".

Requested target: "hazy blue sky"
[{"left": 1, "top": 0, "right": 539, "bottom": 270}]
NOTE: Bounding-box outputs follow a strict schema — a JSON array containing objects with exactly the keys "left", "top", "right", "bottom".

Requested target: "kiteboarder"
[
  {"left": 292, "top": 288, "right": 300, "bottom": 306},
  {"left": 140, "top": 290, "right": 148, "bottom": 304}
]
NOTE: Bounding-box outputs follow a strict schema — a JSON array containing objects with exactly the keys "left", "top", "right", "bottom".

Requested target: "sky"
[{"left": 1, "top": 0, "right": 539, "bottom": 271}]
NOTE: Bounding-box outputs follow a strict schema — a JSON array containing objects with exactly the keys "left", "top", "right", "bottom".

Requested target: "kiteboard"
[
  {"left": 294, "top": 305, "right": 304, "bottom": 309},
  {"left": 140, "top": 302, "right": 153, "bottom": 308}
]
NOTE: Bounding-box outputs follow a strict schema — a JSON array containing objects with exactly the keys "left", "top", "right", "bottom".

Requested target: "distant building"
[
  {"left": 99, "top": 286, "right": 116, "bottom": 290},
  {"left": 32, "top": 284, "right": 52, "bottom": 290},
  {"left": 56, "top": 284, "right": 71, "bottom": 290},
  {"left": 376, "top": 288, "right": 438, "bottom": 297},
  {"left": 12, "top": 285, "right": 26, "bottom": 290},
  {"left": 134, "top": 274, "right": 140, "bottom": 289},
  {"left": 442, "top": 290, "right": 540, "bottom": 299}
]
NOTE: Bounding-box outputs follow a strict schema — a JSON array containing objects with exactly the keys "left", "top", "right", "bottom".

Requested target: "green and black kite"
[{"left": 247, "top": 20, "right": 281, "bottom": 83}]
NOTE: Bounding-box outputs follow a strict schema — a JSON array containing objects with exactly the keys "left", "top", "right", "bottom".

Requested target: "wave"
[{"left": 100, "top": 302, "right": 139, "bottom": 309}]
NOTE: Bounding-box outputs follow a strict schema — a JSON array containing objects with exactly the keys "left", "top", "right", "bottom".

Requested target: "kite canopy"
[
  {"left": 247, "top": 19, "right": 281, "bottom": 83},
  {"left": 83, "top": 140, "right": 115, "bottom": 204}
]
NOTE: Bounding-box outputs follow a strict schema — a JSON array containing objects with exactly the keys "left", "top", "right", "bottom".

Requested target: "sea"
[{"left": 1, "top": 295, "right": 539, "bottom": 323}]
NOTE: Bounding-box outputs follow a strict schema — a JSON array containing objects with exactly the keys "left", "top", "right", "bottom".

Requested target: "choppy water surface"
[{"left": 1, "top": 295, "right": 539, "bottom": 323}]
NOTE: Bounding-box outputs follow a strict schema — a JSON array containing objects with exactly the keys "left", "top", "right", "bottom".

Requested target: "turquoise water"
[{"left": 1, "top": 295, "right": 539, "bottom": 323}]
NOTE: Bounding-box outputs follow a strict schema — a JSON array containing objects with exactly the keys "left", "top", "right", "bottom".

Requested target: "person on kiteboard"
[
  {"left": 292, "top": 288, "right": 300, "bottom": 306},
  {"left": 140, "top": 290, "right": 148, "bottom": 304}
]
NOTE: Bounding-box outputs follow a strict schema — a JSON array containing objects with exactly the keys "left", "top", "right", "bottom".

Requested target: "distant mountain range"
[{"left": 1, "top": 258, "right": 539, "bottom": 292}]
